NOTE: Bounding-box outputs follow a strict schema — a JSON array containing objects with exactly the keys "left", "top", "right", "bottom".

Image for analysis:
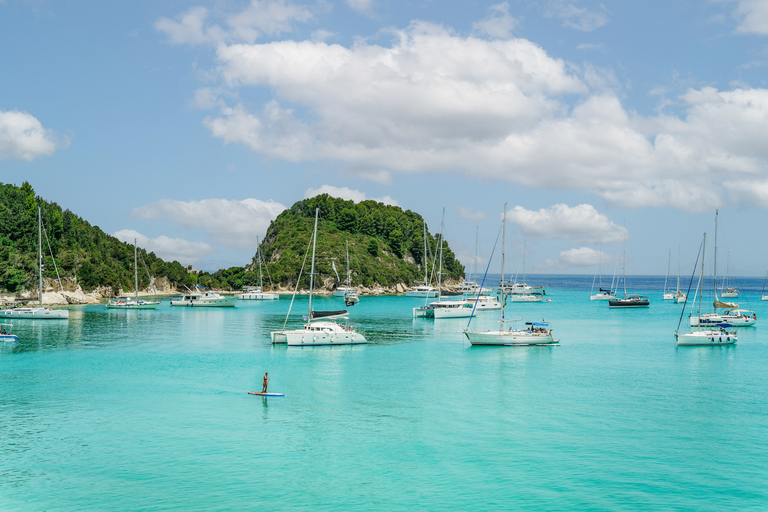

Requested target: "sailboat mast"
[
  {"left": 698, "top": 233, "right": 706, "bottom": 329},
  {"left": 423, "top": 223, "right": 428, "bottom": 284},
  {"left": 308, "top": 209, "right": 319, "bottom": 318},
  {"left": 437, "top": 208, "right": 445, "bottom": 298},
  {"left": 134, "top": 239, "right": 139, "bottom": 301},
  {"left": 713, "top": 209, "right": 719, "bottom": 308},
  {"left": 346, "top": 240, "right": 351, "bottom": 288},
  {"left": 257, "top": 236, "right": 264, "bottom": 289},
  {"left": 500, "top": 203, "right": 507, "bottom": 331},
  {"left": 472, "top": 226, "right": 478, "bottom": 284},
  {"left": 38, "top": 206, "right": 43, "bottom": 307}
]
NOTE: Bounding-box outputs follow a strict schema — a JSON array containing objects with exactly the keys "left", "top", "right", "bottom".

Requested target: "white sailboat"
[
  {"left": 590, "top": 249, "right": 614, "bottom": 301},
  {"left": 406, "top": 223, "right": 438, "bottom": 297},
  {"left": 107, "top": 239, "right": 160, "bottom": 309},
  {"left": 676, "top": 233, "right": 737, "bottom": 346},
  {"left": 238, "top": 237, "right": 278, "bottom": 300},
  {"left": 673, "top": 247, "right": 686, "bottom": 303},
  {"left": 464, "top": 204, "right": 557, "bottom": 346},
  {"left": 1, "top": 206, "right": 69, "bottom": 320},
  {"left": 689, "top": 211, "right": 755, "bottom": 328},
  {"left": 608, "top": 230, "right": 649, "bottom": 308},
  {"left": 719, "top": 253, "right": 739, "bottom": 298},
  {"left": 762, "top": 272, "right": 768, "bottom": 301},
  {"left": 501, "top": 241, "right": 546, "bottom": 299},
  {"left": 414, "top": 209, "right": 475, "bottom": 319},
  {"left": 333, "top": 241, "right": 359, "bottom": 305},
  {"left": 271, "top": 209, "right": 366, "bottom": 346},
  {"left": 662, "top": 249, "right": 674, "bottom": 300}
]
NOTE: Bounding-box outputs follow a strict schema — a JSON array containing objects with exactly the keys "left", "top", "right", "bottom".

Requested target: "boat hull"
[
  {"left": 0, "top": 308, "right": 69, "bottom": 319},
  {"left": 690, "top": 313, "right": 755, "bottom": 327},
  {"left": 506, "top": 294, "right": 543, "bottom": 303},
  {"left": 465, "top": 330, "right": 558, "bottom": 346},
  {"left": 676, "top": 330, "right": 737, "bottom": 346},
  {"left": 106, "top": 301, "right": 160, "bottom": 309},
  {"left": 170, "top": 297, "right": 238, "bottom": 307},
  {"left": 238, "top": 293, "right": 278, "bottom": 300},
  {"left": 590, "top": 293, "right": 614, "bottom": 301},
  {"left": 609, "top": 297, "right": 649, "bottom": 308},
  {"left": 271, "top": 321, "right": 367, "bottom": 346}
]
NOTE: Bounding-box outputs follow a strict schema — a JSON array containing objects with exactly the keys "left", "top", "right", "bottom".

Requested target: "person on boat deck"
[{"left": 262, "top": 372, "right": 269, "bottom": 393}]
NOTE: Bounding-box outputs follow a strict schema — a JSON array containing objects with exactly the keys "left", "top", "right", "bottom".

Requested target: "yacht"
[
  {"left": 239, "top": 237, "right": 278, "bottom": 300},
  {"left": 106, "top": 239, "right": 160, "bottom": 309},
  {"left": 1, "top": 206, "right": 68, "bottom": 320},
  {"left": 271, "top": 209, "right": 366, "bottom": 346},
  {"left": 170, "top": 290, "right": 238, "bottom": 307}
]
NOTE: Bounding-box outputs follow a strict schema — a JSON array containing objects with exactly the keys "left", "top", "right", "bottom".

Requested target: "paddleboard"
[{"left": 248, "top": 392, "right": 284, "bottom": 396}]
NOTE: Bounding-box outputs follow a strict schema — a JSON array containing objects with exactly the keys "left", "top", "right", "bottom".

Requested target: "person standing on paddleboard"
[{"left": 262, "top": 372, "right": 269, "bottom": 393}]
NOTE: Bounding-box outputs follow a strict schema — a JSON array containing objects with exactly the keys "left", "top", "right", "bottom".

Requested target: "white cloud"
[
  {"left": 155, "top": 1, "right": 312, "bottom": 45},
  {"left": 506, "top": 204, "right": 627, "bottom": 245},
  {"left": 346, "top": 0, "right": 374, "bottom": 14},
  {"left": 131, "top": 198, "right": 287, "bottom": 250},
  {"left": 113, "top": 229, "right": 216, "bottom": 265},
  {"left": 542, "top": 246, "right": 618, "bottom": 269},
  {"left": 472, "top": 2, "right": 519, "bottom": 39},
  {"left": 303, "top": 185, "right": 399, "bottom": 206},
  {"left": 0, "top": 109, "right": 64, "bottom": 161},
  {"left": 544, "top": 1, "right": 608, "bottom": 32},
  {"left": 457, "top": 206, "right": 487, "bottom": 222},
  {"left": 165, "top": 11, "right": 768, "bottom": 213},
  {"left": 732, "top": 0, "right": 768, "bottom": 35}
]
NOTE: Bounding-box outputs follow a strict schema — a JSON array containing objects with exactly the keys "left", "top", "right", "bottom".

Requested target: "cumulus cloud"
[
  {"left": 543, "top": 246, "right": 618, "bottom": 269},
  {"left": 130, "top": 198, "right": 287, "bottom": 250},
  {"left": 113, "top": 229, "right": 216, "bottom": 265},
  {"left": 506, "top": 204, "right": 627, "bottom": 245},
  {"left": 155, "top": 1, "right": 312, "bottom": 45},
  {"left": 346, "top": 0, "right": 374, "bottom": 14},
  {"left": 0, "top": 109, "right": 65, "bottom": 161},
  {"left": 161, "top": 9, "right": 768, "bottom": 213},
  {"left": 457, "top": 206, "right": 487, "bottom": 222},
  {"left": 472, "top": 2, "right": 519, "bottom": 38},
  {"left": 303, "top": 185, "right": 399, "bottom": 206},
  {"left": 544, "top": 1, "right": 608, "bottom": 32},
  {"left": 732, "top": 0, "right": 768, "bottom": 35}
]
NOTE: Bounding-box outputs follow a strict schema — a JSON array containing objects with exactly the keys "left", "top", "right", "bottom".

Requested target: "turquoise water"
[{"left": 2, "top": 276, "right": 767, "bottom": 511}]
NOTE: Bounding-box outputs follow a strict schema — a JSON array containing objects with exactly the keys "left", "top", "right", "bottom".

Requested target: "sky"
[{"left": 2, "top": 0, "right": 768, "bottom": 279}]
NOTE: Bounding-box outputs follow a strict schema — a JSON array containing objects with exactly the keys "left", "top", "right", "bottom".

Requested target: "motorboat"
[
  {"left": 0, "top": 323, "right": 18, "bottom": 343},
  {"left": 170, "top": 290, "right": 238, "bottom": 307}
]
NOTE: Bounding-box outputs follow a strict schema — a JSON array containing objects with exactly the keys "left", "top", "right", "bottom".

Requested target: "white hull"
[
  {"left": 506, "top": 294, "right": 543, "bottom": 303},
  {"left": 676, "top": 330, "right": 737, "bottom": 346},
  {"left": 238, "top": 292, "right": 278, "bottom": 300},
  {"left": 1, "top": 333, "right": 18, "bottom": 342},
  {"left": 676, "top": 295, "right": 687, "bottom": 303},
  {"left": 763, "top": 295, "right": 768, "bottom": 301},
  {"left": 406, "top": 290, "right": 438, "bottom": 297},
  {"left": 465, "top": 330, "right": 558, "bottom": 346},
  {"left": 170, "top": 292, "right": 238, "bottom": 307},
  {"left": 271, "top": 321, "right": 367, "bottom": 346},
  {"left": 690, "top": 311, "right": 756, "bottom": 327},
  {"left": 333, "top": 286, "right": 355, "bottom": 297},
  {"left": 0, "top": 307, "right": 69, "bottom": 319},
  {"left": 465, "top": 297, "right": 502, "bottom": 310},
  {"left": 720, "top": 292, "right": 739, "bottom": 298},
  {"left": 106, "top": 301, "right": 160, "bottom": 310},
  {"left": 590, "top": 293, "right": 614, "bottom": 301},
  {"left": 663, "top": 293, "right": 675, "bottom": 300}
]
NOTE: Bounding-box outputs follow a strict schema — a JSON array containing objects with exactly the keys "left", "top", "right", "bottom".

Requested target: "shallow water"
[{"left": 1, "top": 276, "right": 767, "bottom": 510}]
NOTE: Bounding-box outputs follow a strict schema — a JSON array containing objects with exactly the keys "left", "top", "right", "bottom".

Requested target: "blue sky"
[{"left": 3, "top": 0, "right": 768, "bottom": 279}]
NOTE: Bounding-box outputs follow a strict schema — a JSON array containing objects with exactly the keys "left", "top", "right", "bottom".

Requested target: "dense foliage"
[
  {"left": 240, "top": 194, "right": 465, "bottom": 289},
  {"left": 0, "top": 182, "right": 197, "bottom": 294}
]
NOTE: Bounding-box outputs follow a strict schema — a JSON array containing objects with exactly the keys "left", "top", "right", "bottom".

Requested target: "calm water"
[{"left": 2, "top": 275, "right": 767, "bottom": 511}]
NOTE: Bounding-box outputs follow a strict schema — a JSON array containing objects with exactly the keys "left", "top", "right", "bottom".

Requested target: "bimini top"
[
  {"left": 311, "top": 310, "right": 348, "bottom": 320},
  {"left": 525, "top": 322, "right": 549, "bottom": 327}
]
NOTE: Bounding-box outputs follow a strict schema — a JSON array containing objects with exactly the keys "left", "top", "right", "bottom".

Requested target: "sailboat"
[
  {"left": 333, "top": 241, "right": 359, "bottom": 305},
  {"left": 270, "top": 209, "right": 366, "bottom": 346},
  {"left": 590, "top": 249, "right": 614, "bottom": 300},
  {"left": 719, "top": 253, "right": 739, "bottom": 298},
  {"left": 673, "top": 247, "right": 686, "bottom": 302},
  {"left": 464, "top": 204, "right": 557, "bottom": 346},
  {"left": 0, "top": 206, "right": 69, "bottom": 320},
  {"left": 107, "top": 239, "right": 160, "bottom": 309},
  {"left": 503, "top": 241, "right": 544, "bottom": 302},
  {"left": 762, "top": 272, "right": 768, "bottom": 301},
  {"left": 238, "top": 236, "right": 278, "bottom": 300},
  {"left": 662, "top": 250, "right": 674, "bottom": 300},
  {"left": 676, "top": 233, "right": 737, "bottom": 346},
  {"left": 690, "top": 211, "right": 755, "bottom": 327},
  {"left": 457, "top": 227, "right": 490, "bottom": 296},
  {"left": 406, "top": 223, "right": 438, "bottom": 297},
  {"left": 608, "top": 231, "right": 649, "bottom": 308}
]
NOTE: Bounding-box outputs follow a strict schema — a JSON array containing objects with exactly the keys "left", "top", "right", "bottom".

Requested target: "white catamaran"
[
  {"left": 271, "top": 209, "right": 366, "bottom": 346},
  {"left": 1, "top": 206, "right": 69, "bottom": 320}
]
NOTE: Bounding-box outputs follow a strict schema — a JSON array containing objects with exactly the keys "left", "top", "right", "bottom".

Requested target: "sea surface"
[{"left": 2, "top": 274, "right": 767, "bottom": 511}]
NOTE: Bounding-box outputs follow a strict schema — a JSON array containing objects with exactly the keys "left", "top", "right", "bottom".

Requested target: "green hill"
[
  {"left": 245, "top": 194, "right": 464, "bottom": 290},
  {"left": 0, "top": 182, "right": 197, "bottom": 295}
]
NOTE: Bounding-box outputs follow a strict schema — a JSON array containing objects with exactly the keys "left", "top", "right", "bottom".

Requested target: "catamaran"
[
  {"left": 271, "top": 209, "right": 366, "bottom": 346},
  {"left": 1, "top": 206, "right": 69, "bottom": 320},
  {"left": 464, "top": 204, "right": 557, "bottom": 346}
]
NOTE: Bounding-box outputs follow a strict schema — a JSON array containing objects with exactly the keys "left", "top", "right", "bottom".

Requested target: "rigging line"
[
  {"left": 676, "top": 234, "right": 704, "bottom": 334},
  {"left": 41, "top": 221, "right": 65, "bottom": 299},
  {"left": 465, "top": 224, "right": 503, "bottom": 332},
  {"left": 138, "top": 251, "right": 158, "bottom": 297},
  {"left": 281, "top": 224, "right": 314, "bottom": 330}
]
